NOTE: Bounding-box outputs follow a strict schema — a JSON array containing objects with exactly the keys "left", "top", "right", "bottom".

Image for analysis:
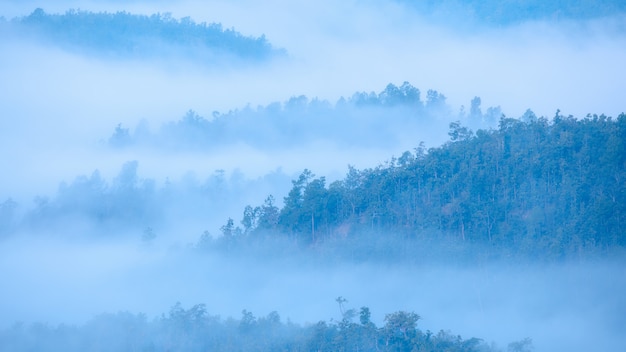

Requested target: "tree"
[
  {"left": 379, "top": 83, "right": 403, "bottom": 106},
  {"left": 382, "top": 311, "right": 421, "bottom": 351},
  {"left": 359, "top": 307, "right": 371, "bottom": 326},
  {"left": 109, "top": 123, "right": 132, "bottom": 147},
  {"left": 426, "top": 89, "right": 447, "bottom": 111},
  {"left": 507, "top": 337, "right": 533, "bottom": 352},
  {"left": 256, "top": 196, "right": 279, "bottom": 231},
  {"left": 470, "top": 96, "right": 482, "bottom": 119},
  {"left": 239, "top": 309, "right": 256, "bottom": 332},
  {"left": 302, "top": 176, "right": 328, "bottom": 242},
  {"left": 400, "top": 81, "right": 422, "bottom": 107},
  {"left": 279, "top": 169, "right": 315, "bottom": 237},
  {"left": 383, "top": 311, "right": 420, "bottom": 339},
  {"left": 114, "top": 160, "right": 139, "bottom": 191},
  {"left": 241, "top": 205, "right": 258, "bottom": 234},
  {"left": 220, "top": 218, "right": 236, "bottom": 237},
  {"left": 335, "top": 296, "right": 348, "bottom": 317},
  {"left": 448, "top": 121, "right": 473, "bottom": 141}
]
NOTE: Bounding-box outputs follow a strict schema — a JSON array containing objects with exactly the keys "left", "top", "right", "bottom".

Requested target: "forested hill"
[
  {"left": 0, "top": 302, "right": 524, "bottom": 352},
  {"left": 1, "top": 8, "right": 283, "bottom": 62},
  {"left": 2, "top": 109, "right": 624, "bottom": 260},
  {"left": 398, "top": 0, "right": 626, "bottom": 25},
  {"left": 234, "top": 112, "right": 626, "bottom": 258},
  {"left": 108, "top": 82, "right": 499, "bottom": 151}
]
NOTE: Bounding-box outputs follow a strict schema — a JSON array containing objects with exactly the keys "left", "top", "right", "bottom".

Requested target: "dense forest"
[
  {"left": 0, "top": 8, "right": 283, "bottom": 62},
  {"left": 398, "top": 0, "right": 626, "bottom": 24},
  {"left": 0, "top": 161, "right": 292, "bottom": 238},
  {"left": 229, "top": 112, "right": 626, "bottom": 259},
  {"left": 2, "top": 104, "right": 624, "bottom": 261},
  {"left": 107, "top": 82, "right": 500, "bottom": 150},
  {"left": 0, "top": 301, "right": 533, "bottom": 352}
]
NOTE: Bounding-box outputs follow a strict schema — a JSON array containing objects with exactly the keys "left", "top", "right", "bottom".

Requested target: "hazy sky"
[
  {"left": 1, "top": 0, "right": 625, "bottom": 201},
  {"left": 2, "top": 0, "right": 625, "bottom": 117}
]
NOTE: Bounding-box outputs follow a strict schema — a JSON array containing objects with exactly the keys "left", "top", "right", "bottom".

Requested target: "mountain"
[{"left": 1, "top": 8, "right": 285, "bottom": 63}]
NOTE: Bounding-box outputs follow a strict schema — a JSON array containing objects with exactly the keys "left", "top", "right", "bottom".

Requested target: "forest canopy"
[
  {"left": 0, "top": 301, "right": 529, "bottom": 352},
  {"left": 397, "top": 0, "right": 626, "bottom": 25},
  {"left": 107, "top": 82, "right": 498, "bottom": 151},
  {"left": 233, "top": 112, "right": 626, "bottom": 258},
  {"left": 1, "top": 8, "right": 284, "bottom": 62},
  {"left": 3, "top": 102, "right": 624, "bottom": 261}
]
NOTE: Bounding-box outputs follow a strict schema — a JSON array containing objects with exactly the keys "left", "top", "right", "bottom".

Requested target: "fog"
[
  {"left": 2, "top": 1, "right": 625, "bottom": 196},
  {"left": 1, "top": 236, "right": 625, "bottom": 351},
  {"left": 0, "top": 1, "right": 625, "bottom": 351},
  {"left": 1, "top": 0, "right": 625, "bottom": 201}
]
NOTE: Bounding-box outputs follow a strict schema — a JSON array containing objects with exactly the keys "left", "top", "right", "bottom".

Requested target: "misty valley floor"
[{"left": 0, "top": 236, "right": 624, "bottom": 351}]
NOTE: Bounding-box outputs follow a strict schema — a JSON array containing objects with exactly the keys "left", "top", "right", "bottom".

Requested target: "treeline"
[
  {"left": 3, "top": 110, "right": 625, "bottom": 260},
  {"left": 399, "top": 0, "right": 626, "bottom": 25},
  {"left": 109, "top": 82, "right": 500, "bottom": 150},
  {"left": 231, "top": 112, "right": 626, "bottom": 258},
  {"left": 0, "top": 162, "right": 291, "bottom": 237},
  {"left": 0, "top": 302, "right": 527, "bottom": 352},
  {"left": 2, "top": 109, "right": 624, "bottom": 260},
  {"left": 1, "top": 8, "right": 283, "bottom": 61}
]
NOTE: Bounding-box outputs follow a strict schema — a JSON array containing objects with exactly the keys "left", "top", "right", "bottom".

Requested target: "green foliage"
[
  {"left": 256, "top": 196, "right": 280, "bottom": 231},
  {"left": 109, "top": 123, "right": 132, "bottom": 148},
  {"left": 507, "top": 337, "right": 533, "bottom": 352},
  {"left": 20, "top": 161, "right": 160, "bottom": 234},
  {"left": 398, "top": 0, "right": 626, "bottom": 25},
  {"left": 107, "top": 82, "right": 461, "bottom": 151},
  {"left": 0, "top": 303, "right": 504, "bottom": 352},
  {"left": 8, "top": 8, "right": 283, "bottom": 62},
  {"left": 240, "top": 113, "right": 626, "bottom": 258}
]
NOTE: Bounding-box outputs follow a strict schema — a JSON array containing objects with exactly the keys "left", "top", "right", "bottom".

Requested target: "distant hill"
[
  {"left": 398, "top": 0, "right": 626, "bottom": 25},
  {"left": 2, "top": 8, "right": 285, "bottom": 63},
  {"left": 235, "top": 111, "right": 626, "bottom": 259},
  {"left": 2, "top": 81, "right": 624, "bottom": 261},
  {"left": 0, "top": 302, "right": 510, "bottom": 352},
  {"left": 107, "top": 82, "right": 498, "bottom": 151}
]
